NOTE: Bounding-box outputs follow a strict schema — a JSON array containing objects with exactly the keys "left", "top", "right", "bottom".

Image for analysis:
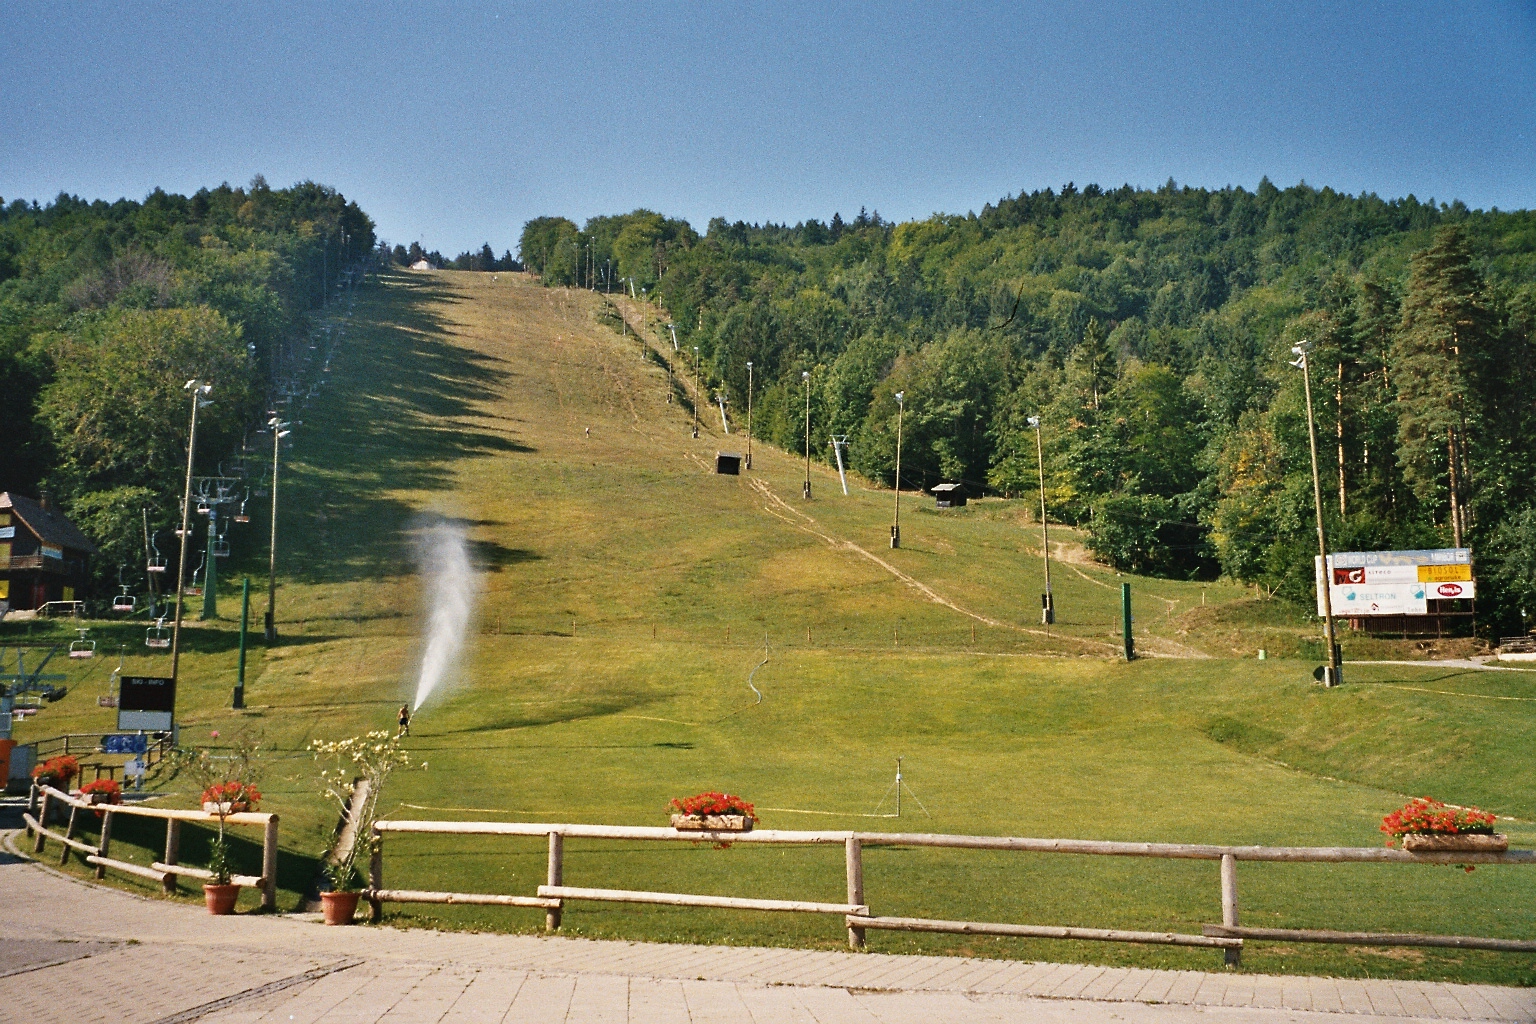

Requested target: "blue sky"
[{"left": 2, "top": 2, "right": 1533, "bottom": 254}]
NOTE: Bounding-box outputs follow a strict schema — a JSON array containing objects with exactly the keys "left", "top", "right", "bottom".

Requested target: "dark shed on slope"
[
  {"left": 715, "top": 452, "right": 743, "bottom": 475},
  {"left": 931, "top": 483, "right": 966, "bottom": 508}
]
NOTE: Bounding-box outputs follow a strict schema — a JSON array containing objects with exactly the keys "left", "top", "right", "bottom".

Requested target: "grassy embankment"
[{"left": 9, "top": 270, "right": 1533, "bottom": 986}]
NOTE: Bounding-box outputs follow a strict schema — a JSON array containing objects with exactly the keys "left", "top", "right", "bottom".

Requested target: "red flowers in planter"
[
  {"left": 1381, "top": 797, "right": 1496, "bottom": 845},
  {"left": 32, "top": 755, "right": 79, "bottom": 788},
  {"left": 80, "top": 778, "right": 122, "bottom": 800},
  {"left": 669, "top": 792, "right": 757, "bottom": 821},
  {"left": 201, "top": 781, "right": 262, "bottom": 809}
]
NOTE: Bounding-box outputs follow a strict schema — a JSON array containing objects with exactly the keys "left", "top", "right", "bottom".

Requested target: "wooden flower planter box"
[
  {"left": 671, "top": 813, "right": 753, "bottom": 832},
  {"left": 1402, "top": 833, "right": 1508, "bottom": 853},
  {"left": 203, "top": 801, "right": 250, "bottom": 815}
]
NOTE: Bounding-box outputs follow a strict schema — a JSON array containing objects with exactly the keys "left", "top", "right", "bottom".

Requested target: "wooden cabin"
[{"left": 0, "top": 493, "right": 97, "bottom": 612}]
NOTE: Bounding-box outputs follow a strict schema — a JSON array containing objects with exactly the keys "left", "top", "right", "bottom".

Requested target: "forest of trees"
[
  {"left": 0, "top": 177, "right": 375, "bottom": 587},
  {"left": 521, "top": 182, "right": 1536, "bottom": 631},
  {"left": 385, "top": 241, "right": 519, "bottom": 272}
]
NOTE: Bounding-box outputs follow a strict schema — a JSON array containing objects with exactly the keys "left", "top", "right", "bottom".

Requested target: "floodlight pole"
[
  {"left": 234, "top": 577, "right": 249, "bottom": 709},
  {"left": 1030, "top": 416, "right": 1053, "bottom": 624},
  {"left": 802, "top": 371, "right": 812, "bottom": 499},
  {"left": 692, "top": 346, "right": 701, "bottom": 438},
  {"left": 891, "top": 391, "right": 905, "bottom": 548},
  {"left": 745, "top": 361, "right": 754, "bottom": 469},
  {"left": 264, "top": 417, "right": 287, "bottom": 643},
  {"left": 1294, "top": 341, "right": 1342, "bottom": 687},
  {"left": 170, "top": 381, "right": 209, "bottom": 686}
]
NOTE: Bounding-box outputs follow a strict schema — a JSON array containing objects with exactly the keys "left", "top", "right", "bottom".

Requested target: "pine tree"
[{"left": 1391, "top": 226, "right": 1496, "bottom": 543}]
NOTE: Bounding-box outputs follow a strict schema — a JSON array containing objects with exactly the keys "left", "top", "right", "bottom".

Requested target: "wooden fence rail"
[
  {"left": 23, "top": 783, "right": 278, "bottom": 911},
  {"left": 369, "top": 820, "right": 1536, "bottom": 965}
]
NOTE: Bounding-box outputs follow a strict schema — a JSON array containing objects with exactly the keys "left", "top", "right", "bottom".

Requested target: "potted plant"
[
  {"left": 311, "top": 729, "right": 423, "bottom": 925},
  {"left": 202, "top": 780, "right": 261, "bottom": 815},
  {"left": 155, "top": 731, "right": 265, "bottom": 914},
  {"left": 669, "top": 792, "right": 758, "bottom": 832},
  {"left": 1382, "top": 797, "right": 1508, "bottom": 853},
  {"left": 32, "top": 755, "right": 79, "bottom": 792}
]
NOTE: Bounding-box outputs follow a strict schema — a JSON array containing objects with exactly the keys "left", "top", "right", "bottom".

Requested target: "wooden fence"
[
  {"left": 369, "top": 821, "right": 1536, "bottom": 965},
  {"left": 23, "top": 783, "right": 279, "bottom": 911}
]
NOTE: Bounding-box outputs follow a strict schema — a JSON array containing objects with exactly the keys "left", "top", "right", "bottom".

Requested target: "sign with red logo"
[{"left": 1433, "top": 581, "right": 1475, "bottom": 599}]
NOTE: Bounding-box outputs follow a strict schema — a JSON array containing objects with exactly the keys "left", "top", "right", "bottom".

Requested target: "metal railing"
[
  {"left": 368, "top": 820, "right": 1536, "bottom": 965},
  {"left": 23, "top": 783, "right": 279, "bottom": 910}
]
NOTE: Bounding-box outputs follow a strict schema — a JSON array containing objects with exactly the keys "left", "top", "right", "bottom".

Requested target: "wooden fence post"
[
  {"left": 546, "top": 831, "right": 564, "bottom": 931},
  {"left": 368, "top": 828, "right": 384, "bottom": 923},
  {"left": 60, "top": 803, "right": 79, "bottom": 866},
  {"left": 261, "top": 816, "right": 279, "bottom": 911},
  {"left": 163, "top": 819, "right": 180, "bottom": 894},
  {"left": 1221, "top": 853, "right": 1241, "bottom": 966},
  {"left": 846, "top": 836, "right": 865, "bottom": 950},
  {"left": 33, "top": 791, "right": 50, "bottom": 853},
  {"left": 95, "top": 809, "right": 114, "bottom": 879}
]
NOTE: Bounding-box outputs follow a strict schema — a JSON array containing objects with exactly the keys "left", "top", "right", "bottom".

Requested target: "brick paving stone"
[
  {"left": 1336, "top": 977, "right": 1378, "bottom": 1015},
  {"left": 1249, "top": 975, "right": 1286, "bottom": 1008},
  {"left": 1423, "top": 981, "right": 1476, "bottom": 1020},
  {"left": 379, "top": 967, "right": 475, "bottom": 1022},
  {"left": 1473, "top": 984, "right": 1536, "bottom": 1022},
  {"left": 1077, "top": 966, "right": 1134, "bottom": 1000},
  {"left": 1362, "top": 978, "right": 1409, "bottom": 1018},
  {"left": 1187, "top": 969, "right": 1228, "bottom": 1005},
  {"left": 791, "top": 984, "right": 886, "bottom": 1024},
  {"left": 738, "top": 982, "right": 824, "bottom": 1024},
  {"left": 1219, "top": 972, "right": 1258, "bottom": 1007},
  {"left": 313, "top": 965, "right": 436, "bottom": 1024},
  {"left": 1448, "top": 984, "right": 1506, "bottom": 1021},
  {"left": 438, "top": 968, "right": 528, "bottom": 1024}
]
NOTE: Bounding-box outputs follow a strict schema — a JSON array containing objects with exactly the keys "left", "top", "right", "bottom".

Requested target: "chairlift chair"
[
  {"left": 146, "top": 531, "right": 167, "bottom": 574},
  {"left": 184, "top": 553, "right": 206, "bottom": 597},
  {"left": 212, "top": 526, "right": 231, "bottom": 559},
  {"left": 145, "top": 618, "right": 171, "bottom": 649},
  {"left": 112, "top": 588, "right": 136, "bottom": 613},
  {"left": 69, "top": 628, "right": 96, "bottom": 659},
  {"left": 234, "top": 493, "right": 250, "bottom": 524}
]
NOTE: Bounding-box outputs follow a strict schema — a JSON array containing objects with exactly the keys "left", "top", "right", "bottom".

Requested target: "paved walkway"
[{"left": 2, "top": 832, "right": 1533, "bottom": 1023}]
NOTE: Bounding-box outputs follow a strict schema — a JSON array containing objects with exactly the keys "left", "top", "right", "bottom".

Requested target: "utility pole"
[
  {"left": 802, "top": 371, "right": 812, "bottom": 499},
  {"left": 1029, "top": 416, "right": 1053, "bottom": 624},
  {"left": 745, "top": 361, "right": 754, "bottom": 469},
  {"left": 264, "top": 416, "right": 290, "bottom": 642},
  {"left": 891, "top": 391, "right": 905, "bottom": 548},
  {"left": 170, "top": 381, "right": 211, "bottom": 686},
  {"left": 1293, "top": 341, "right": 1342, "bottom": 687}
]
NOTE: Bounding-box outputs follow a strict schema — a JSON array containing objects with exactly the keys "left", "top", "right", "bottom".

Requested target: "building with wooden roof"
[{"left": 0, "top": 493, "right": 98, "bottom": 612}]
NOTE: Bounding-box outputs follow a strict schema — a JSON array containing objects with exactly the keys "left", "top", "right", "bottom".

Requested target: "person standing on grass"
[{"left": 398, "top": 704, "right": 410, "bottom": 737}]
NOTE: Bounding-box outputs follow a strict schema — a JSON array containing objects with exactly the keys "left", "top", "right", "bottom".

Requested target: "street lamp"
[
  {"left": 692, "top": 346, "right": 701, "bottom": 439},
  {"left": 1028, "top": 416, "right": 1053, "bottom": 624},
  {"left": 745, "top": 361, "right": 754, "bottom": 469},
  {"left": 802, "top": 371, "right": 813, "bottom": 499},
  {"left": 1292, "top": 340, "right": 1342, "bottom": 687},
  {"left": 891, "top": 391, "right": 905, "bottom": 548},
  {"left": 264, "top": 415, "right": 291, "bottom": 642},
  {"left": 170, "top": 380, "right": 212, "bottom": 686}
]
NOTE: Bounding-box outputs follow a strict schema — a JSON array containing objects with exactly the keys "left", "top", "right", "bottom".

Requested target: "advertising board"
[
  {"left": 1316, "top": 550, "right": 1474, "bottom": 617},
  {"left": 117, "top": 675, "right": 175, "bottom": 732}
]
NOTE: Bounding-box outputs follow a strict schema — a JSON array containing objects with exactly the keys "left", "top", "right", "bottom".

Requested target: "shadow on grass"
[{"left": 217, "top": 273, "right": 538, "bottom": 588}]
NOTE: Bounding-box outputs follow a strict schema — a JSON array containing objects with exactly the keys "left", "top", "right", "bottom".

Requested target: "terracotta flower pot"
[
  {"left": 321, "top": 890, "right": 362, "bottom": 925},
  {"left": 204, "top": 883, "right": 241, "bottom": 915}
]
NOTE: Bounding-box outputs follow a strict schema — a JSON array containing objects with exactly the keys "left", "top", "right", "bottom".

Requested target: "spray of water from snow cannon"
[{"left": 411, "top": 520, "right": 478, "bottom": 712}]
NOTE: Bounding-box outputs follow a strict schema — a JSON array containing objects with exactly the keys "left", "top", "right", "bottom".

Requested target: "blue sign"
[{"left": 101, "top": 734, "right": 149, "bottom": 754}]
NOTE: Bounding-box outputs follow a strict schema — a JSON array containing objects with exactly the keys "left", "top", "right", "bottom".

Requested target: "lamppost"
[
  {"left": 170, "top": 380, "right": 212, "bottom": 685},
  {"left": 264, "top": 415, "right": 291, "bottom": 642},
  {"left": 691, "top": 346, "right": 701, "bottom": 439},
  {"left": 802, "top": 371, "right": 812, "bottom": 499},
  {"left": 745, "top": 361, "right": 754, "bottom": 469},
  {"left": 891, "top": 391, "right": 905, "bottom": 548},
  {"left": 1028, "top": 416, "right": 1053, "bottom": 624},
  {"left": 1292, "top": 340, "right": 1342, "bottom": 687}
]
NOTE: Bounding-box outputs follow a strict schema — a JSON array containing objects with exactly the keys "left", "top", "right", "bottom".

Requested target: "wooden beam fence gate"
[
  {"left": 368, "top": 822, "right": 1536, "bottom": 965},
  {"left": 23, "top": 783, "right": 279, "bottom": 911}
]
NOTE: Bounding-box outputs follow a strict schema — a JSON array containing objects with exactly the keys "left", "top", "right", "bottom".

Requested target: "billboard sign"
[
  {"left": 1317, "top": 550, "right": 1473, "bottom": 617},
  {"left": 117, "top": 675, "right": 175, "bottom": 732}
]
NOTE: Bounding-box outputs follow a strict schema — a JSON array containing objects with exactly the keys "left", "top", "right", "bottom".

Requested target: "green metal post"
[
  {"left": 1121, "top": 583, "right": 1134, "bottom": 661},
  {"left": 233, "top": 578, "right": 249, "bottom": 709},
  {"left": 200, "top": 515, "right": 217, "bottom": 620}
]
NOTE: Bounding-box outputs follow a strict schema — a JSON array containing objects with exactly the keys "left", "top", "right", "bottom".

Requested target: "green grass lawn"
[{"left": 10, "top": 270, "right": 1534, "bottom": 986}]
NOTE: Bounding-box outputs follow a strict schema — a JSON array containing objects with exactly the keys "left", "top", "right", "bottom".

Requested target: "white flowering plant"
[{"left": 309, "top": 730, "right": 423, "bottom": 893}]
